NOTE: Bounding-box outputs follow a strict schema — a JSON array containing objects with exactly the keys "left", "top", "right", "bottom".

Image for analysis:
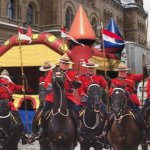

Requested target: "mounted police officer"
[
  {"left": 0, "top": 69, "right": 28, "bottom": 144},
  {"left": 38, "top": 61, "right": 56, "bottom": 111},
  {"left": 78, "top": 59, "right": 107, "bottom": 115},
  {"left": 35, "top": 54, "right": 81, "bottom": 140},
  {"left": 99, "top": 62, "right": 149, "bottom": 144}
]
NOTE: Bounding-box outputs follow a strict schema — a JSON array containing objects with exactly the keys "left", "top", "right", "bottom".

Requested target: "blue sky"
[{"left": 143, "top": 0, "right": 150, "bottom": 41}]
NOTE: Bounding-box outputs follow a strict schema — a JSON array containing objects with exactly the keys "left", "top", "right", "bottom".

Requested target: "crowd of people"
[{"left": 0, "top": 53, "right": 150, "bottom": 147}]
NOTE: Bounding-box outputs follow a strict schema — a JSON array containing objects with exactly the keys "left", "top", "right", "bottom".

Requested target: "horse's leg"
[
  {"left": 80, "top": 143, "right": 90, "bottom": 150},
  {"left": 39, "top": 140, "right": 50, "bottom": 150},
  {"left": 95, "top": 144, "right": 103, "bottom": 150},
  {"left": 142, "top": 144, "right": 148, "bottom": 150}
]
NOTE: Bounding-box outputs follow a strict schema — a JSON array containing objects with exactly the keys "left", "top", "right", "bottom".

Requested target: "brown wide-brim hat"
[
  {"left": 59, "top": 54, "right": 73, "bottom": 64},
  {"left": 114, "top": 62, "right": 130, "bottom": 71},
  {"left": 81, "top": 59, "right": 99, "bottom": 68},
  {"left": 39, "top": 61, "right": 56, "bottom": 71}
]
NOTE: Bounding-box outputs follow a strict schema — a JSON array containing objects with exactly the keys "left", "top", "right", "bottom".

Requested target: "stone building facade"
[{"left": 0, "top": 0, "right": 148, "bottom": 45}]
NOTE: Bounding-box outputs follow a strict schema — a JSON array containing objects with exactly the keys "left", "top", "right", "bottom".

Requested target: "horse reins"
[
  {"left": 0, "top": 112, "right": 11, "bottom": 119},
  {"left": 82, "top": 110, "right": 100, "bottom": 129},
  {"left": 52, "top": 82, "right": 69, "bottom": 117}
]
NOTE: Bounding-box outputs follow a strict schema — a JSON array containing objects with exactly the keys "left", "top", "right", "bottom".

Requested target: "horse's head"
[
  {"left": 111, "top": 88, "right": 127, "bottom": 118},
  {"left": 52, "top": 67, "right": 65, "bottom": 88},
  {"left": 87, "top": 84, "right": 102, "bottom": 112}
]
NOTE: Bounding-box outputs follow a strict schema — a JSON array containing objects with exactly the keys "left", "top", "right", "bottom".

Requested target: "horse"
[
  {"left": 0, "top": 100, "right": 22, "bottom": 150},
  {"left": 45, "top": 67, "right": 76, "bottom": 150},
  {"left": 78, "top": 83, "right": 106, "bottom": 150},
  {"left": 107, "top": 88, "right": 141, "bottom": 150},
  {"left": 141, "top": 100, "right": 150, "bottom": 150}
]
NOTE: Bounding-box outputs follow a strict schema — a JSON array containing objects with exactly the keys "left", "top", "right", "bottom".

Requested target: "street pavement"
[{"left": 18, "top": 140, "right": 145, "bottom": 150}]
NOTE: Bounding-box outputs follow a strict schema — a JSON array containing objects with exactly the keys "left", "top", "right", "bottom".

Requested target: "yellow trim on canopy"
[
  {"left": 0, "top": 44, "right": 62, "bottom": 67},
  {"left": 92, "top": 56, "right": 120, "bottom": 71}
]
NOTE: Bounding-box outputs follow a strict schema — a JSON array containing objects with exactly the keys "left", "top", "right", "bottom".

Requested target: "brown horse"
[
  {"left": 47, "top": 68, "right": 76, "bottom": 150},
  {"left": 78, "top": 84, "right": 106, "bottom": 150},
  {"left": 142, "top": 100, "right": 150, "bottom": 150},
  {"left": 107, "top": 88, "right": 141, "bottom": 150}
]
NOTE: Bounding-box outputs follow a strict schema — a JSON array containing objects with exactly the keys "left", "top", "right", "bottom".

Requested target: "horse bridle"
[
  {"left": 112, "top": 88, "right": 127, "bottom": 117},
  {"left": 82, "top": 109, "right": 100, "bottom": 130},
  {"left": 52, "top": 70, "right": 69, "bottom": 117},
  {"left": 112, "top": 88, "right": 134, "bottom": 123}
]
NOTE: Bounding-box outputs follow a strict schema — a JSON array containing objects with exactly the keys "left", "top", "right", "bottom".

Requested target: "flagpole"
[
  {"left": 100, "top": 22, "right": 110, "bottom": 112},
  {"left": 141, "top": 18, "right": 148, "bottom": 105},
  {"left": 18, "top": 38, "right": 29, "bottom": 137},
  {"left": 61, "top": 25, "right": 66, "bottom": 54}
]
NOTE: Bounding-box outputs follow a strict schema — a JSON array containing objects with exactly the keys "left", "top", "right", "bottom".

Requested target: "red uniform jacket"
[
  {"left": 44, "top": 69, "right": 80, "bottom": 105},
  {"left": 110, "top": 77, "right": 141, "bottom": 106},
  {"left": 126, "top": 73, "right": 143, "bottom": 82},
  {"left": 0, "top": 76, "right": 23, "bottom": 110},
  {"left": 146, "top": 78, "right": 150, "bottom": 99},
  {"left": 78, "top": 73, "right": 107, "bottom": 96}
]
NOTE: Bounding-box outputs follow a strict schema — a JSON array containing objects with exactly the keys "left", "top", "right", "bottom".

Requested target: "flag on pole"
[
  {"left": 18, "top": 27, "right": 32, "bottom": 43},
  {"left": 61, "top": 26, "right": 84, "bottom": 46},
  {"left": 103, "top": 18, "right": 125, "bottom": 51},
  {"left": 103, "top": 29, "right": 124, "bottom": 46}
]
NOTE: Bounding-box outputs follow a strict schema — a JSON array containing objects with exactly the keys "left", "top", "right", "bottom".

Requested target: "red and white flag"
[
  {"left": 102, "top": 29, "right": 124, "bottom": 45},
  {"left": 18, "top": 27, "right": 32, "bottom": 43},
  {"left": 61, "top": 26, "right": 84, "bottom": 46}
]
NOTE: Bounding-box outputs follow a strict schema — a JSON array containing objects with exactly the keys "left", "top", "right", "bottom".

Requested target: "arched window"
[
  {"left": 27, "top": 4, "right": 33, "bottom": 24},
  {"left": 91, "top": 18, "right": 97, "bottom": 34},
  {"left": 65, "top": 7, "right": 74, "bottom": 29},
  {"left": 8, "top": 0, "right": 15, "bottom": 19}
]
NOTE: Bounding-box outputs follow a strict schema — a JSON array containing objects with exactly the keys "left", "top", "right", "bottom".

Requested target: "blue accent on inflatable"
[
  {"left": 104, "top": 18, "right": 125, "bottom": 51},
  {"left": 19, "top": 110, "right": 35, "bottom": 133}
]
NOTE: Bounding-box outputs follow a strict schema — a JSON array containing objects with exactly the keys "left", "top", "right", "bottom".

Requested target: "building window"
[
  {"left": 65, "top": 7, "right": 74, "bottom": 29},
  {"left": 91, "top": 18, "right": 97, "bottom": 34},
  {"left": 8, "top": 0, "right": 15, "bottom": 19},
  {"left": 27, "top": 4, "right": 33, "bottom": 24}
]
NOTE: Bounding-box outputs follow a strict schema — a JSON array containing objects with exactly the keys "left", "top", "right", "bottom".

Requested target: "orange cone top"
[{"left": 69, "top": 5, "right": 96, "bottom": 40}]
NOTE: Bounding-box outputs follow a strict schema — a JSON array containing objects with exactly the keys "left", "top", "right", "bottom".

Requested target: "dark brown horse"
[
  {"left": 0, "top": 100, "right": 22, "bottom": 150},
  {"left": 107, "top": 88, "right": 141, "bottom": 150},
  {"left": 142, "top": 101, "right": 150, "bottom": 150},
  {"left": 78, "top": 83, "right": 106, "bottom": 150},
  {"left": 47, "top": 68, "right": 76, "bottom": 150}
]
